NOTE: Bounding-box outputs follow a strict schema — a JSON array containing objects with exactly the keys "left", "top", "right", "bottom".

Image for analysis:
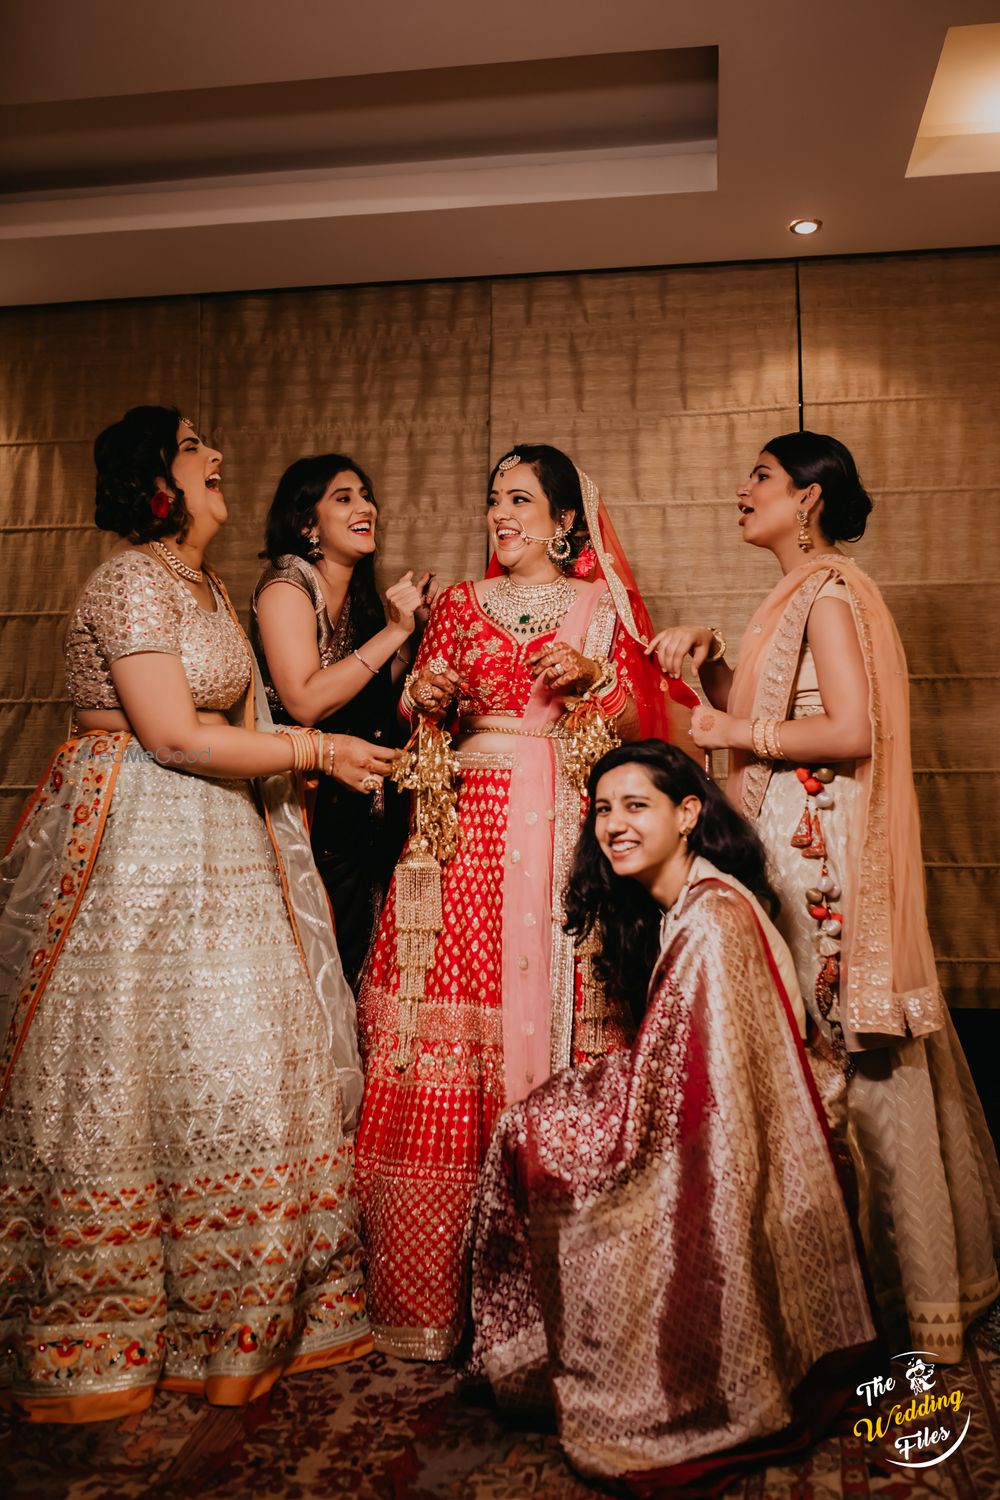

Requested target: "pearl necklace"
[
  {"left": 480, "top": 573, "right": 576, "bottom": 637},
  {"left": 149, "top": 539, "right": 205, "bottom": 583}
]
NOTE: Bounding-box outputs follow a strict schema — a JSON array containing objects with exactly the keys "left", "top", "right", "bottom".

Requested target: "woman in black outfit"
[{"left": 251, "top": 453, "right": 432, "bottom": 986}]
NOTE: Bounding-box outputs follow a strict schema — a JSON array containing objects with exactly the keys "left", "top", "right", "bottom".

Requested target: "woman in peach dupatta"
[
  {"left": 354, "top": 444, "right": 696, "bottom": 1360},
  {"left": 652, "top": 430, "right": 1000, "bottom": 1362}
]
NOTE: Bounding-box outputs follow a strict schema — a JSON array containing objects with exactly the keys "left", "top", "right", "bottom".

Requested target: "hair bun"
[{"left": 763, "top": 430, "right": 873, "bottom": 543}]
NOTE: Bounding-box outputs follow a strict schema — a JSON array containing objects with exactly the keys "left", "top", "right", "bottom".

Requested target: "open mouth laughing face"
[
  {"left": 593, "top": 764, "right": 693, "bottom": 888},
  {"left": 312, "top": 469, "right": 378, "bottom": 562},
  {"left": 170, "top": 421, "right": 226, "bottom": 521},
  {"left": 486, "top": 461, "right": 559, "bottom": 564}
]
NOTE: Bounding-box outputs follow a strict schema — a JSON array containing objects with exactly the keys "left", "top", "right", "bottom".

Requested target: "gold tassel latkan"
[
  {"left": 389, "top": 721, "right": 460, "bottom": 1068},
  {"left": 574, "top": 924, "right": 608, "bottom": 1057},
  {"left": 560, "top": 699, "right": 621, "bottom": 795}
]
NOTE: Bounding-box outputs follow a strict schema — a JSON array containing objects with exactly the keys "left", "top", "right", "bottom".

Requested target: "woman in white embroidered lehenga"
[
  {"left": 652, "top": 429, "right": 1000, "bottom": 1362},
  {"left": 0, "top": 405, "right": 393, "bottom": 1421}
]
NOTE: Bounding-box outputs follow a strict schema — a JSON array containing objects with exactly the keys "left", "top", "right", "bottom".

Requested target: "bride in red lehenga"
[{"left": 354, "top": 445, "right": 697, "bottom": 1358}]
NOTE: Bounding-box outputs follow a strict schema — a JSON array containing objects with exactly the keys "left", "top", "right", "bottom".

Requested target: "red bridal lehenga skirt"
[
  {"left": 355, "top": 757, "right": 627, "bottom": 1359},
  {"left": 0, "top": 744, "right": 370, "bottom": 1420}
]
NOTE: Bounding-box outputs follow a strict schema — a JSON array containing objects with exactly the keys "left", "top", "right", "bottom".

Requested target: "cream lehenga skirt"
[
  {"left": 0, "top": 746, "right": 370, "bottom": 1421},
  {"left": 759, "top": 763, "right": 1000, "bottom": 1362}
]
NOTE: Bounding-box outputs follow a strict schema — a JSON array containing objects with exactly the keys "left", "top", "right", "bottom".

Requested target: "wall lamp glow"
[{"left": 788, "top": 217, "right": 823, "bottom": 235}]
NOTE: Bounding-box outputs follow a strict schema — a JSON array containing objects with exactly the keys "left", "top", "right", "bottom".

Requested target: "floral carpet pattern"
[{"left": 5, "top": 1306, "right": 1000, "bottom": 1499}]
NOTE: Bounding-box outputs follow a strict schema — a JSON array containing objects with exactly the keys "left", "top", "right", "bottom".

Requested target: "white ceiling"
[{"left": 1, "top": 0, "right": 999, "bottom": 306}]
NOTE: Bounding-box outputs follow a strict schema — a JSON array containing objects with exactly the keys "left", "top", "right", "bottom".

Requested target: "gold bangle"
[
  {"left": 769, "top": 720, "right": 785, "bottom": 760},
  {"left": 277, "top": 727, "right": 311, "bottom": 771},
  {"left": 706, "top": 627, "right": 727, "bottom": 663},
  {"left": 750, "top": 718, "right": 766, "bottom": 759},
  {"left": 763, "top": 719, "right": 778, "bottom": 759},
  {"left": 353, "top": 649, "right": 378, "bottom": 677},
  {"left": 587, "top": 661, "right": 617, "bottom": 699}
]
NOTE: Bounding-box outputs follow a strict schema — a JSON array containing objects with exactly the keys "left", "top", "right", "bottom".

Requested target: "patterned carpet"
[{"left": 5, "top": 1307, "right": 1000, "bottom": 1499}]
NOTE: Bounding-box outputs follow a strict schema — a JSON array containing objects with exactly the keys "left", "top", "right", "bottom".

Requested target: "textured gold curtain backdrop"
[
  {"left": 1, "top": 250, "right": 997, "bottom": 1007},
  {"left": 799, "top": 254, "right": 1000, "bottom": 1010}
]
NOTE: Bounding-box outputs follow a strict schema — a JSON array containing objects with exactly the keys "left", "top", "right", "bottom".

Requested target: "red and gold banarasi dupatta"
[
  {"left": 726, "top": 553, "right": 945, "bottom": 1044},
  {"left": 467, "top": 866, "right": 875, "bottom": 1490}
]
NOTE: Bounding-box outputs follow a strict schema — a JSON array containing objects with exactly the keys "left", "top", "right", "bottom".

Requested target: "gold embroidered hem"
[
  {"left": 371, "top": 1324, "right": 461, "bottom": 1361},
  {"left": 3, "top": 1332, "right": 376, "bottom": 1424}
]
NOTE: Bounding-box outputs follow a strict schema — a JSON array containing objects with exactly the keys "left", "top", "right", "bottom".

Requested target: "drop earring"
[
  {"left": 546, "top": 525, "right": 572, "bottom": 566},
  {"left": 796, "top": 509, "right": 814, "bottom": 552},
  {"left": 305, "top": 529, "right": 323, "bottom": 562}
]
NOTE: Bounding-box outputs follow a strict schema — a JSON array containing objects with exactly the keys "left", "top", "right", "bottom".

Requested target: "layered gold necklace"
[{"left": 480, "top": 573, "right": 576, "bottom": 637}]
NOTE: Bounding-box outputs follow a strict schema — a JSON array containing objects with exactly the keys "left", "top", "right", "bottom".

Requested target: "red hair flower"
[
  {"left": 569, "top": 545, "right": 597, "bottom": 579},
  {"left": 150, "top": 491, "right": 172, "bottom": 519}
]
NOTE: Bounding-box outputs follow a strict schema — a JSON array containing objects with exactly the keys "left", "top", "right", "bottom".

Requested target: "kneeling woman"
[{"left": 468, "top": 742, "right": 876, "bottom": 1492}]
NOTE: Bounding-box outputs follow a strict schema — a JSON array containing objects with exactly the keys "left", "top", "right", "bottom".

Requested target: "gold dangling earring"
[
  {"left": 545, "top": 525, "right": 572, "bottom": 567},
  {"left": 796, "top": 509, "right": 814, "bottom": 553}
]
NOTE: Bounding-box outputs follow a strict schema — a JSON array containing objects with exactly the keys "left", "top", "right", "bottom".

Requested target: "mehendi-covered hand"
[{"left": 527, "top": 642, "right": 600, "bottom": 695}]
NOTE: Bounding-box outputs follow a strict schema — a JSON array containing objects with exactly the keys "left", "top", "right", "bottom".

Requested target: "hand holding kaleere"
[
  {"left": 390, "top": 658, "right": 461, "bottom": 1067},
  {"left": 276, "top": 726, "right": 395, "bottom": 794}
]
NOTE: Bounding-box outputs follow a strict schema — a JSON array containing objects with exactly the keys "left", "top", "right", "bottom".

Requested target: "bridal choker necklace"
[{"left": 480, "top": 573, "right": 576, "bottom": 637}]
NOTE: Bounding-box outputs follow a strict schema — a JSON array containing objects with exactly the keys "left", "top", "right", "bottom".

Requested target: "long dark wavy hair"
[
  {"left": 564, "top": 741, "right": 780, "bottom": 1018},
  {"left": 261, "top": 452, "right": 384, "bottom": 640}
]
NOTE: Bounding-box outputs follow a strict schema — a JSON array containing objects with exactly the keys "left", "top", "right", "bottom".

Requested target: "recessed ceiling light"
[{"left": 788, "top": 217, "right": 822, "bottom": 235}]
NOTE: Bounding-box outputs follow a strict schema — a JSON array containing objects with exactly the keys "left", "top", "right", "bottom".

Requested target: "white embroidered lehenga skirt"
[{"left": 0, "top": 752, "right": 370, "bottom": 1420}]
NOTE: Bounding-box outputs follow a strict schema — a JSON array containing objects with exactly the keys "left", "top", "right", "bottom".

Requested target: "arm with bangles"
[
  {"left": 686, "top": 597, "right": 872, "bottom": 762},
  {"left": 110, "top": 652, "right": 395, "bottom": 790},
  {"left": 255, "top": 571, "right": 427, "bottom": 726},
  {"left": 399, "top": 587, "right": 462, "bottom": 723},
  {"left": 605, "top": 628, "right": 643, "bottom": 742},
  {"left": 648, "top": 624, "right": 733, "bottom": 710},
  {"left": 527, "top": 626, "right": 640, "bottom": 737}
]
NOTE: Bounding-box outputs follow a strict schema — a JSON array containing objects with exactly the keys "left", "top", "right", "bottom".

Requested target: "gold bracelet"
[
  {"left": 770, "top": 720, "right": 785, "bottom": 760},
  {"left": 706, "top": 627, "right": 727, "bottom": 663},
  {"left": 353, "top": 649, "right": 378, "bottom": 677},
  {"left": 763, "top": 719, "right": 780, "bottom": 759},
  {"left": 587, "top": 661, "right": 617, "bottom": 699}
]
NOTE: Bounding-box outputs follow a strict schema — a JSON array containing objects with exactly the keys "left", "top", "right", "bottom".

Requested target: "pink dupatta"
[{"left": 500, "top": 584, "right": 608, "bottom": 1103}]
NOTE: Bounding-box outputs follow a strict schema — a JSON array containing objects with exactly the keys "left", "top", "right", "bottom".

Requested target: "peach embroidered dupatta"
[{"left": 727, "top": 554, "right": 945, "bottom": 1043}]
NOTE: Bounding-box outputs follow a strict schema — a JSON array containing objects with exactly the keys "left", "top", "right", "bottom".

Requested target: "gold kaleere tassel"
[
  {"left": 560, "top": 698, "right": 620, "bottom": 795},
  {"left": 575, "top": 925, "right": 608, "bottom": 1057},
  {"left": 389, "top": 719, "right": 460, "bottom": 1068}
]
